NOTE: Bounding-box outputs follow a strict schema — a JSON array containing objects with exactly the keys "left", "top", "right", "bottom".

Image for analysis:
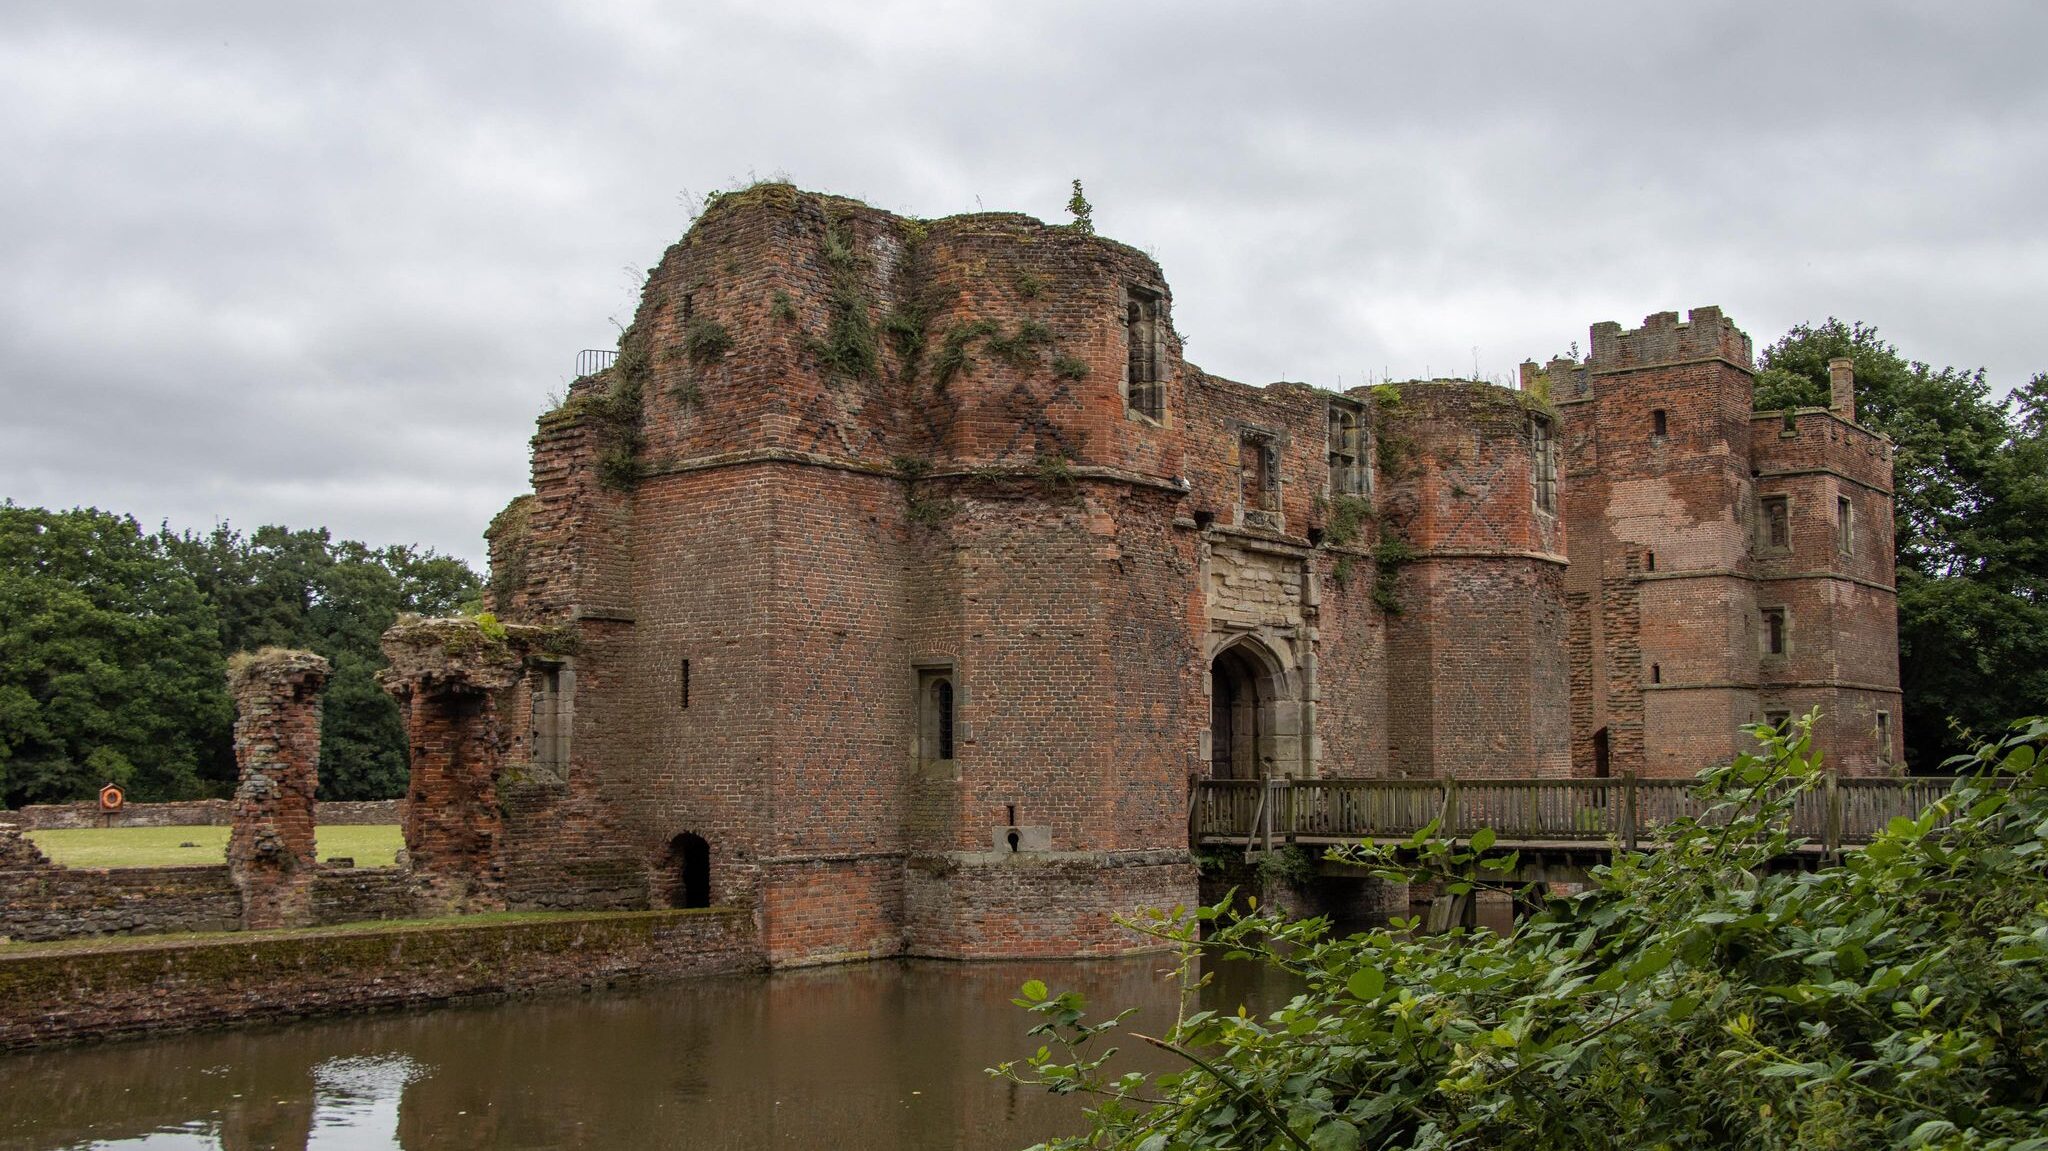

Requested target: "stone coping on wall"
[{"left": 0, "top": 908, "right": 758, "bottom": 1051}]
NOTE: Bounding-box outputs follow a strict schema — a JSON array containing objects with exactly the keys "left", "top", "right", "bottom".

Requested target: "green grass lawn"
[{"left": 26, "top": 824, "right": 403, "bottom": 869}]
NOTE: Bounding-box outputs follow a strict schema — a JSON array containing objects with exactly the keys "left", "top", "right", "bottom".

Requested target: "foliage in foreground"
[{"left": 999, "top": 717, "right": 2048, "bottom": 1150}]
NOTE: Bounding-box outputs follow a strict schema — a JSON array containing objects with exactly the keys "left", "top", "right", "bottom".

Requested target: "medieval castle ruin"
[{"left": 360, "top": 184, "right": 1902, "bottom": 966}]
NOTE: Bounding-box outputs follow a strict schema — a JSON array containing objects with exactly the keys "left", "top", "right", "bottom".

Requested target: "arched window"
[{"left": 918, "top": 668, "right": 955, "bottom": 767}]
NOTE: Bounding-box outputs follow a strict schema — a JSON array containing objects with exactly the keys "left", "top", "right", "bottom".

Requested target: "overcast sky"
[{"left": 3, "top": 1, "right": 2042, "bottom": 568}]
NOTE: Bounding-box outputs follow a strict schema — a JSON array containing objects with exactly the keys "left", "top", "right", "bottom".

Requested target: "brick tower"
[{"left": 1546, "top": 308, "right": 1901, "bottom": 779}]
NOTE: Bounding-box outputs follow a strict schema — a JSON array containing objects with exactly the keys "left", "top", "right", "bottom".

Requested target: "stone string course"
[{"left": 0, "top": 909, "right": 757, "bottom": 1050}]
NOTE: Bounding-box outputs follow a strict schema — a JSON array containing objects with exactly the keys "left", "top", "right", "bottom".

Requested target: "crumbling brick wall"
[{"left": 226, "top": 648, "right": 331, "bottom": 929}]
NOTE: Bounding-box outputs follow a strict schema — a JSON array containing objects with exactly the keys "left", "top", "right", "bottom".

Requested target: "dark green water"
[{"left": 0, "top": 955, "right": 1299, "bottom": 1151}]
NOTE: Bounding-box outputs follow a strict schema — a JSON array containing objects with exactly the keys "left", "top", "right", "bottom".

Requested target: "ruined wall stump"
[{"left": 226, "top": 649, "right": 331, "bottom": 930}]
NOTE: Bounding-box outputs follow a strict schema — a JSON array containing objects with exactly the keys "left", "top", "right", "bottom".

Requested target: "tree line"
[{"left": 0, "top": 507, "right": 478, "bottom": 805}]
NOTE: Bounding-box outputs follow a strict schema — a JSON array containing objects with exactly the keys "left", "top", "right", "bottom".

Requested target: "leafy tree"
[
  {"left": 0, "top": 505, "right": 232, "bottom": 804},
  {"left": 1756, "top": 322, "right": 2047, "bottom": 766},
  {"left": 1002, "top": 716, "right": 2048, "bottom": 1150},
  {"left": 160, "top": 524, "right": 481, "bottom": 800}
]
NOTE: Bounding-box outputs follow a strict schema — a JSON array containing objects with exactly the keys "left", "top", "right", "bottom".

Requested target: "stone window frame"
[
  {"left": 1326, "top": 400, "right": 1368, "bottom": 498},
  {"left": 1762, "top": 708, "right": 1793, "bottom": 733},
  {"left": 1651, "top": 408, "right": 1669, "bottom": 440},
  {"left": 1235, "top": 426, "right": 1284, "bottom": 531},
  {"left": 1759, "top": 494, "right": 1792, "bottom": 553},
  {"left": 1122, "top": 284, "right": 1167, "bottom": 425},
  {"left": 1874, "top": 709, "right": 1893, "bottom": 764},
  {"left": 528, "top": 658, "right": 574, "bottom": 782},
  {"left": 913, "top": 660, "right": 960, "bottom": 780},
  {"left": 1760, "top": 606, "right": 1790, "bottom": 658},
  {"left": 1530, "top": 415, "right": 1558, "bottom": 514},
  {"left": 1836, "top": 494, "right": 1854, "bottom": 556}
]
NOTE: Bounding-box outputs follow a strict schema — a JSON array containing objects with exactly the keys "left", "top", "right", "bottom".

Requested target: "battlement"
[{"left": 1588, "top": 307, "right": 1753, "bottom": 374}]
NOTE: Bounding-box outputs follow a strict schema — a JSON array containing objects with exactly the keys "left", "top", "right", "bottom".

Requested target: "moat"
[{"left": 0, "top": 955, "right": 1297, "bottom": 1151}]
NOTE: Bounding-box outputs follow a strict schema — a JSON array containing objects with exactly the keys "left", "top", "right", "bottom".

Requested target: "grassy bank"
[{"left": 26, "top": 824, "right": 403, "bottom": 869}]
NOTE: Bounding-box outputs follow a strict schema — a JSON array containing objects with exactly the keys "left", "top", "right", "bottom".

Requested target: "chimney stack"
[{"left": 1828, "top": 357, "right": 1855, "bottom": 421}]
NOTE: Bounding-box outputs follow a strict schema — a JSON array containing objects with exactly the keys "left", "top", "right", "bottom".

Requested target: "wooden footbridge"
[{"left": 1192, "top": 775, "right": 1955, "bottom": 862}]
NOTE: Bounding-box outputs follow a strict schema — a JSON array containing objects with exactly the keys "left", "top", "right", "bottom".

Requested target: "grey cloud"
[{"left": 2, "top": 0, "right": 2042, "bottom": 568}]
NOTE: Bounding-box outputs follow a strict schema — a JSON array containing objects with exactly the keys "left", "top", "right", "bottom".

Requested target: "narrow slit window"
[
  {"left": 1874, "top": 711, "right": 1893, "bottom": 764},
  {"left": 1764, "top": 709, "right": 1792, "bottom": 732},
  {"left": 1836, "top": 495, "right": 1854, "bottom": 555},
  {"left": 1645, "top": 550, "right": 1656, "bottom": 572},
  {"left": 1124, "top": 289, "right": 1163, "bottom": 420},
  {"left": 1762, "top": 607, "right": 1788, "bottom": 656},
  {"left": 1761, "top": 496, "right": 1790, "bottom": 550},
  {"left": 918, "top": 669, "right": 955, "bottom": 766},
  {"left": 1650, "top": 663, "right": 1662, "bottom": 684},
  {"left": 531, "top": 664, "right": 569, "bottom": 776},
  {"left": 679, "top": 658, "right": 690, "bottom": 709},
  {"left": 1652, "top": 409, "right": 1668, "bottom": 438},
  {"left": 1239, "top": 432, "right": 1280, "bottom": 519},
  {"left": 1531, "top": 417, "right": 1558, "bottom": 513}
]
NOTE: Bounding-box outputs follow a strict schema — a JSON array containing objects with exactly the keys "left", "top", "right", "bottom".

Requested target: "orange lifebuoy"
[{"left": 98, "top": 783, "right": 125, "bottom": 812}]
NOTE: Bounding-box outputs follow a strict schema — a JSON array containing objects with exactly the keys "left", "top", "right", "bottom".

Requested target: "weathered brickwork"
[
  {"left": 1545, "top": 310, "right": 1902, "bottom": 779},
  {"left": 0, "top": 828, "right": 241, "bottom": 942},
  {"left": 225, "top": 649, "right": 330, "bottom": 929},
  {"left": 442, "top": 187, "right": 1896, "bottom": 965},
  {"left": 0, "top": 909, "right": 757, "bottom": 1050}
]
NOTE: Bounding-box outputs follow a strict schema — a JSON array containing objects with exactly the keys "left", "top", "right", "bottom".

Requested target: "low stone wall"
[
  {"left": 310, "top": 867, "right": 423, "bottom": 924},
  {"left": 2, "top": 799, "right": 232, "bottom": 829},
  {"left": 1, "top": 863, "right": 242, "bottom": 943},
  {"left": 316, "top": 799, "right": 406, "bottom": 825},
  {"left": 0, "top": 799, "right": 408, "bottom": 830},
  {"left": 1, "top": 826, "right": 422, "bottom": 943},
  {"left": 0, "top": 909, "right": 758, "bottom": 1050}
]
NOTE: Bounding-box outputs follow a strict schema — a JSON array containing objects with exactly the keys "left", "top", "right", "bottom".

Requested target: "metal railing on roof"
[{"left": 575, "top": 349, "right": 617, "bottom": 378}]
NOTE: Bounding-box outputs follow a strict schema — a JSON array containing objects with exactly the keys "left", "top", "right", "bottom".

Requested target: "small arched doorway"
[
  {"left": 1210, "top": 645, "right": 1268, "bottom": 780},
  {"left": 668, "top": 833, "right": 711, "bottom": 909}
]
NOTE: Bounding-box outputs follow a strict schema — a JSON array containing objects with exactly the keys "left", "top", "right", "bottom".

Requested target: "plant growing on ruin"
[
  {"left": 1036, "top": 452, "right": 1078, "bottom": 493},
  {"left": 768, "top": 290, "right": 797, "bottom": 322},
  {"left": 682, "top": 316, "right": 733, "bottom": 366},
  {"left": 1321, "top": 495, "right": 1374, "bottom": 550},
  {"left": 1016, "top": 271, "right": 1048, "bottom": 299},
  {"left": 986, "top": 320, "right": 1055, "bottom": 369},
  {"left": 1066, "top": 179, "right": 1095, "bottom": 234},
  {"left": 933, "top": 319, "right": 1000, "bottom": 387},
  {"left": 1371, "top": 534, "right": 1416, "bottom": 614},
  {"left": 802, "top": 213, "right": 880, "bottom": 382},
  {"left": 1052, "top": 354, "right": 1090, "bottom": 381},
  {"left": 998, "top": 715, "right": 2048, "bottom": 1151}
]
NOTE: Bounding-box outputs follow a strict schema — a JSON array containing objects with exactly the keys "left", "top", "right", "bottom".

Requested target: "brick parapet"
[{"left": 1588, "top": 307, "right": 1754, "bottom": 374}]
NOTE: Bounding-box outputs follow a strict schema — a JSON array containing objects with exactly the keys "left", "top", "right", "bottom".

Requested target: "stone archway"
[{"left": 1208, "top": 637, "right": 1300, "bottom": 780}]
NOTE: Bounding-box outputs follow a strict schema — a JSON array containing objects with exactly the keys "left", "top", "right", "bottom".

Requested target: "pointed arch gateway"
[{"left": 1208, "top": 637, "right": 1299, "bottom": 780}]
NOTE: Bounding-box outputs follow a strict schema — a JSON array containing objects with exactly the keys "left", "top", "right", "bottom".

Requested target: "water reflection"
[{"left": 0, "top": 955, "right": 1301, "bottom": 1151}]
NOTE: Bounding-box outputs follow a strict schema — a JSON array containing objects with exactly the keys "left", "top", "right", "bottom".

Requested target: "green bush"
[{"left": 1000, "top": 714, "right": 2048, "bottom": 1149}]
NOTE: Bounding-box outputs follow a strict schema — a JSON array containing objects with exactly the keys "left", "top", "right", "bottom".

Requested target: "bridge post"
[
  {"left": 1440, "top": 778, "right": 1460, "bottom": 840},
  {"left": 1824, "top": 772, "right": 1842, "bottom": 859},
  {"left": 1623, "top": 772, "right": 1638, "bottom": 853}
]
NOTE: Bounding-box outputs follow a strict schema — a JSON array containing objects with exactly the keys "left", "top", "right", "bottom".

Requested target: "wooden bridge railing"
[{"left": 1193, "top": 774, "right": 1962, "bottom": 855}]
